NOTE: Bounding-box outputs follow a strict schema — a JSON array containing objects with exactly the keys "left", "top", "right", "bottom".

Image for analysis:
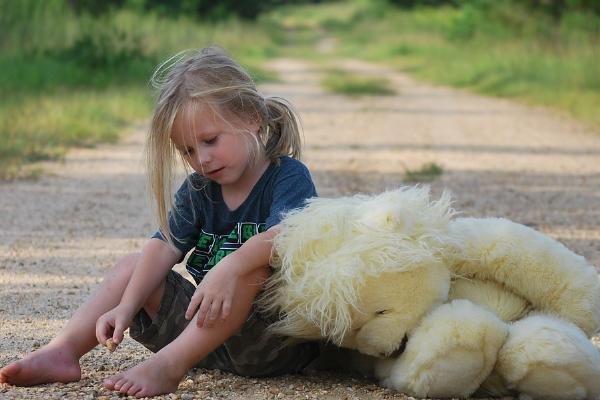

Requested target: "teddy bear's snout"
[{"left": 381, "top": 335, "right": 407, "bottom": 358}]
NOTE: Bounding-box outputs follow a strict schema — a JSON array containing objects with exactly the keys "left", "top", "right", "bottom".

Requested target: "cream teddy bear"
[{"left": 261, "top": 186, "right": 600, "bottom": 400}]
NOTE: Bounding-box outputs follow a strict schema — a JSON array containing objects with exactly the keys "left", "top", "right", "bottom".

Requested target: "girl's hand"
[
  {"left": 185, "top": 259, "right": 239, "bottom": 328},
  {"left": 96, "top": 303, "right": 136, "bottom": 348}
]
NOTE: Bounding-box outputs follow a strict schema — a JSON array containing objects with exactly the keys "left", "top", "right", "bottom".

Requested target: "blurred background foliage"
[{"left": 1, "top": 0, "right": 598, "bottom": 178}]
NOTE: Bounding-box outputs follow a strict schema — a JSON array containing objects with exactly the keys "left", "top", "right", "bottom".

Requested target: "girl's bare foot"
[
  {"left": 103, "top": 352, "right": 184, "bottom": 398},
  {"left": 0, "top": 343, "right": 81, "bottom": 386}
]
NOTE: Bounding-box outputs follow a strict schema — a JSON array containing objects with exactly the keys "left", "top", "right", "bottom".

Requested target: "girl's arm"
[
  {"left": 185, "top": 226, "right": 279, "bottom": 327},
  {"left": 120, "top": 238, "right": 181, "bottom": 311},
  {"left": 96, "top": 238, "right": 181, "bottom": 345}
]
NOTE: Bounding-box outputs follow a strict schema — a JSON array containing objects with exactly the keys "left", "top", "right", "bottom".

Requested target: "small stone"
[
  {"left": 105, "top": 338, "right": 117, "bottom": 352},
  {"left": 32, "top": 341, "right": 40, "bottom": 349},
  {"left": 269, "top": 387, "right": 280, "bottom": 394},
  {"left": 181, "top": 394, "right": 194, "bottom": 400}
]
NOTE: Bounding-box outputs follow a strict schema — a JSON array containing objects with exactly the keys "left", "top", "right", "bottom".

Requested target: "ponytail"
[{"left": 262, "top": 96, "right": 303, "bottom": 162}]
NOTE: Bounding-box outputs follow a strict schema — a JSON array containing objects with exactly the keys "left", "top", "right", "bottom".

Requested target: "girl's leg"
[
  {"left": 104, "top": 266, "right": 269, "bottom": 398},
  {"left": 0, "top": 253, "right": 164, "bottom": 386}
]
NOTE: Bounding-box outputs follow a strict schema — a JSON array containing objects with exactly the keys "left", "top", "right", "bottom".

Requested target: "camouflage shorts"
[{"left": 129, "top": 270, "right": 318, "bottom": 377}]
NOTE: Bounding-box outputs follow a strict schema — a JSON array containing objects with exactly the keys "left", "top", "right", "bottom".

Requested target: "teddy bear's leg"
[
  {"left": 474, "top": 371, "right": 516, "bottom": 398},
  {"left": 496, "top": 315, "right": 600, "bottom": 400},
  {"left": 374, "top": 299, "right": 508, "bottom": 398}
]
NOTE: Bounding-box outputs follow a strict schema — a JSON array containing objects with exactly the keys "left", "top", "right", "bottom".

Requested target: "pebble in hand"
[{"left": 105, "top": 338, "right": 117, "bottom": 352}]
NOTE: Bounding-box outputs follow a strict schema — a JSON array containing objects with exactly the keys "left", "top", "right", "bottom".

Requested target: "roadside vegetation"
[
  {"left": 0, "top": 0, "right": 278, "bottom": 179},
  {"left": 403, "top": 162, "right": 444, "bottom": 182},
  {"left": 2, "top": 0, "right": 598, "bottom": 179},
  {"left": 268, "top": 0, "right": 600, "bottom": 126},
  {"left": 322, "top": 69, "right": 397, "bottom": 96}
]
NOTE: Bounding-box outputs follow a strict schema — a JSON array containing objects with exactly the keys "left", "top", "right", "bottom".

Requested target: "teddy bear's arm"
[
  {"left": 376, "top": 299, "right": 508, "bottom": 398},
  {"left": 496, "top": 315, "right": 600, "bottom": 400}
]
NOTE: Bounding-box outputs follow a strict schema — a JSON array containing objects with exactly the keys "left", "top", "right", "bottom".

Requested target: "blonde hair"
[{"left": 146, "top": 46, "right": 303, "bottom": 246}]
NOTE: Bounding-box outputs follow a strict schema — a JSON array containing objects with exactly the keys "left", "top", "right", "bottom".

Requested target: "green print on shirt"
[{"left": 187, "top": 222, "right": 266, "bottom": 280}]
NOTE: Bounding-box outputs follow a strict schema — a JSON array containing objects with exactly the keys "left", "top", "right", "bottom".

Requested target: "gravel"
[{"left": 1, "top": 58, "right": 598, "bottom": 399}]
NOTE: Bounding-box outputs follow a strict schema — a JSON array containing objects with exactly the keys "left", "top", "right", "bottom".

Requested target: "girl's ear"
[{"left": 249, "top": 115, "right": 262, "bottom": 135}]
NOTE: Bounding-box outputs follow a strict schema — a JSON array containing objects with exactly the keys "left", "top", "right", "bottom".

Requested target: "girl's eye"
[
  {"left": 183, "top": 148, "right": 194, "bottom": 156},
  {"left": 205, "top": 136, "right": 217, "bottom": 145}
]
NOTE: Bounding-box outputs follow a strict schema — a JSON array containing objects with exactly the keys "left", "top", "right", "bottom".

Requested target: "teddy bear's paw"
[
  {"left": 497, "top": 315, "right": 600, "bottom": 400},
  {"left": 375, "top": 299, "right": 508, "bottom": 398}
]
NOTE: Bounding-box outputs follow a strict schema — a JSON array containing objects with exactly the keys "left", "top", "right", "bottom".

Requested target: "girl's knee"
[
  {"left": 113, "top": 252, "right": 141, "bottom": 272},
  {"left": 106, "top": 252, "right": 141, "bottom": 282}
]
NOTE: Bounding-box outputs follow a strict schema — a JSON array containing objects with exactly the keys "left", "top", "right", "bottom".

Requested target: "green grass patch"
[
  {"left": 322, "top": 69, "right": 396, "bottom": 96},
  {"left": 0, "top": 1, "right": 281, "bottom": 179},
  {"left": 272, "top": 1, "right": 600, "bottom": 128},
  {"left": 0, "top": 88, "right": 151, "bottom": 180},
  {"left": 403, "top": 162, "right": 444, "bottom": 183}
]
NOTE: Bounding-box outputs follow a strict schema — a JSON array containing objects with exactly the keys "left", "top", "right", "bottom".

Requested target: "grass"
[
  {"left": 321, "top": 69, "right": 396, "bottom": 96},
  {"left": 0, "top": 88, "right": 151, "bottom": 179},
  {"left": 3, "top": 1, "right": 599, "bottom": 179},
  {"left": 0, "top": 2, "right": 280, "bottom": 179},
  {"left": 403, "top": 162, "right": 444, "bottom": 183},
  {"left": 269, "top": 1, "right": 600, "bottom": 128}
]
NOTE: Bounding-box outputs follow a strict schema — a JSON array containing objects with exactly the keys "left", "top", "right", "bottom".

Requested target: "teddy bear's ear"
[
  {"left": 355, "top": 186, "right": 455, "bottom": 239},
  {"left": 445, "top": 217, "right": 600, "bottom": 336}
]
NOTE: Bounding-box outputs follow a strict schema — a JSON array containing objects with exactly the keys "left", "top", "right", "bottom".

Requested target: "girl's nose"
[{"left": 196, "top": 147, "right": 211, "bottom": 166}]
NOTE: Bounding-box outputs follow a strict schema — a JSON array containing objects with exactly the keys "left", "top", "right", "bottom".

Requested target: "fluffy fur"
[
  {"left": 444, "top": 217, "right": 600, "bottom": 335},
  {"left": 448, "top": 278, "right": 531, "bottom": 321},
  {"left": 262, "top": 186, "right": 600, "bottom": 399},
  {"left": 261, "top": 186, "right": 454, "bottom": 345},
  {"left": 342, "top": 266, "right": 450, "bottom": 357},
  {"left": 496, "top": 315, "right": 600, "bottom": 399},
  {"left": 376, "top": 299, "right": 508, "bottom": 398}
]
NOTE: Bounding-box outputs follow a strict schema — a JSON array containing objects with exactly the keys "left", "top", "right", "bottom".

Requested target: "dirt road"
[{"left": 1, "top": 58, "right": 598, "bottom": 399}]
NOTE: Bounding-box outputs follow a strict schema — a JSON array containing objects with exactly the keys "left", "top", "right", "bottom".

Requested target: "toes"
[
  {"left": 103, "top": 373, "right": 122, "bottom": 389},
  {"left": 119, "top": 381, "right": 133, "bottom": 394},
  {"left": 127, "top": 383, "right": 141, "bottom": 397},
  {"left": 0, "top": 363, "right": 21, "bottom": 381},
  {"left": 113, "top": 377, "right": 127, "bottom": 391}
]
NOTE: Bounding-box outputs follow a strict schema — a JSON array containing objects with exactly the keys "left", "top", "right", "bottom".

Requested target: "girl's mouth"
[{"left": 206, "top": 167, "right": 224, "bottom": 177}]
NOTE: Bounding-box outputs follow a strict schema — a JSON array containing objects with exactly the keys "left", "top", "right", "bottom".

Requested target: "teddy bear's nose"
[{"left": 382, "top": 335, "right": 408, "bottom": 358}]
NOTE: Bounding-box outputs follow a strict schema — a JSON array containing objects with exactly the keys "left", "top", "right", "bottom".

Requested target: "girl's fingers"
[
  {"left": 96, "top": 318, "right": 111, "bottom": 345},
  {"left": 221, "top": 299, "right": 232, "bottom": 320},
  {"left": 185, "top": 292, "right": 203, "bottom": 320},
  {"left": 196, "top": 297, "right": 213, "bottom": 327},
  {"left": 112, "top": 320, "right": 126, "bottom": 344},
  {"left": 207, "top": 299, "right": 222, "bottom": 324},
  {"left": 96, "top": 326, "right": 105, "bottom": 345}
]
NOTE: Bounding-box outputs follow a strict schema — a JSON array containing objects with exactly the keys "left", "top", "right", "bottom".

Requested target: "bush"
[{"left": 50, "top": 24, "right": 148, "bottom": 69}]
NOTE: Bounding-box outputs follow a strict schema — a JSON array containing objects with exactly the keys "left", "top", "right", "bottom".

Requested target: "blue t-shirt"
[{"left": 153, "top": 156, "right": 316, "bottom": 284}]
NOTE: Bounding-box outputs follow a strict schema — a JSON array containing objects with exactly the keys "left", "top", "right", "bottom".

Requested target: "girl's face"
[{"left": 170, "top": 102, "right": 262, "bottom": 190}]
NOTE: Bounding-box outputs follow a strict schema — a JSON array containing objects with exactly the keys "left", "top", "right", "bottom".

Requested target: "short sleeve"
[
  {"left": 266, "top": 172, "right": 317, "bottom": 229},
  {"left": 151, "top": 178, "right": 202, "bottom": 258}
]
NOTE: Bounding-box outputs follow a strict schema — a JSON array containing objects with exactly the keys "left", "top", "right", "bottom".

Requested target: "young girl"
[{"left": 0, "top": 46, "right": 319, "bottom": 397}]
